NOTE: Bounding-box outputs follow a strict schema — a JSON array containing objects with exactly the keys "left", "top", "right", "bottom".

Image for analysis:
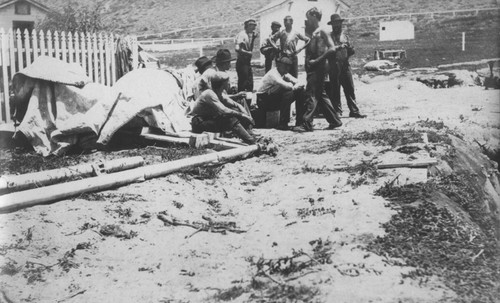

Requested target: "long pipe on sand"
[
  {"left": 0, "top": 156, "right": 145, "bottom": 193},
  {"left": 0, "top": 145, "right": 260, "bottom": 213}
]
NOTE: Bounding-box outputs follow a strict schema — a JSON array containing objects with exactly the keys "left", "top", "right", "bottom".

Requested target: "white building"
[
  {"left": 379, "top": 20, "right": 414, "bottom": 41},
  {"left": 252, "top": 0, "right": 351, "bottom": 65},
  {"left": 0, "top": 0, "right": 50, "bottom": 32}
]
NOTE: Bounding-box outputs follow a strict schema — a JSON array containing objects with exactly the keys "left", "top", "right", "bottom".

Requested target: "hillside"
[
  {"left": 37, "top": 0, "right": 274, "bottom": 35},
  {"left": 37, "top": 0, "right": 497, "bottom": 36}
]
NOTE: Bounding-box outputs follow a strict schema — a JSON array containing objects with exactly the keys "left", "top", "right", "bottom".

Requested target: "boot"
[{"left": 232, "top": 123, "right": 256, "bottom": 144}]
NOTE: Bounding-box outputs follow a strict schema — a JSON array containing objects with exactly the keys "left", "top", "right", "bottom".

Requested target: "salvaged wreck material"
[
  {"left": 0, "top": 145, "right": 262, "bottom": 213},
  {"left": 0, "top": 156, "right": 144, "bottom": 193}
]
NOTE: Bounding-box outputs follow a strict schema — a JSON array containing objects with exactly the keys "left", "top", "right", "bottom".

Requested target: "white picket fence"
[{"left": 0, "top": 28, "right": 125, "bottom": 123}]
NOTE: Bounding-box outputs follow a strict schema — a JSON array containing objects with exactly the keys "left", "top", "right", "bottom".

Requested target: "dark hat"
[
  {"left": 277, "top": 56, "right": 293, "bottom": 65},
  {"left": 210, "top": 71, "right": 230, "bottom": 85},
  {"left": 306, "top": 7, "right": 322, "bottom": 20},
  {"left": 212, "top": 49, "right": 236, "bottom": 63},
  {"left": 271, "top": 21, "right": 281, "bottom": 27},
  {"left": 244, "top": 18, "right": 257, "bottom": 26},
  {"left": 194, "top": 56, "right": 212, "bottom": 72},
  {"left": 327, "top": 14, "right": 345, "bottom": 25}
]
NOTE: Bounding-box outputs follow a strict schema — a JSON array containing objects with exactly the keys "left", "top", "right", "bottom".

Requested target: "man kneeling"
[
  {"left": 189, "top": 72, "right": 257, "bottom": 144},
  {"left": 257, "top": 56, "right": 305, "bottom": 130}
]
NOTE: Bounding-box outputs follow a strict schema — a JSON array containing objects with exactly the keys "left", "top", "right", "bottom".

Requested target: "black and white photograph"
[{"left": 0, "top": 0, "right": 499, "bottom": 302}]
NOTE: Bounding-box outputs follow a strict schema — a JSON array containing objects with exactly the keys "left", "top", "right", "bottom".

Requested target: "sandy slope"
[{"left": 0, "top": 74, "right": 498, "bottom": 303}]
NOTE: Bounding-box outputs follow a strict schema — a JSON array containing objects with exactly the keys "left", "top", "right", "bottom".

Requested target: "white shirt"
[{"left": 258, "top": 68, "right": 298, "bottom": 94}]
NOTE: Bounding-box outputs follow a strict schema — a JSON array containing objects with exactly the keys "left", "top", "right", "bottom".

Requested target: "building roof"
[
  {"left": 0, "top": 0, "right": 51, "bottom": 12},
  {"left": 253, "top": 0, "right": 351, "bottom": 16}
]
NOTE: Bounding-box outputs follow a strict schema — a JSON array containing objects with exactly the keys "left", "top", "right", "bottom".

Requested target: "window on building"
[
  {"left": 15, "top": 1, "right": 31, "bottom": 15},
  {"left": 13, "top": 21, "right": 34, "bottom": 32},
  {"left": 381, "top": 27, "right": 386, "bottom": 30}
]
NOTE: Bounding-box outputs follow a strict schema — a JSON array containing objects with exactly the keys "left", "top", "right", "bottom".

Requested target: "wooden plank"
[{"left": 376, "top": 159, "right": 438, "bottom": 169}]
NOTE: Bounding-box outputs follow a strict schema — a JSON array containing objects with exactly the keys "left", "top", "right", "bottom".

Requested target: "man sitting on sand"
[
  {"left": 257, "top": 56, "right": 306, "bottom": 130},
  {"left": 189, "top": 72, "right": 257, "bottom": 144}
]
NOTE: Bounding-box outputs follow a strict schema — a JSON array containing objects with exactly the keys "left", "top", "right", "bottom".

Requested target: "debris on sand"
[{"left": 99, "top": 224, "right": 137, "bottom": 239}]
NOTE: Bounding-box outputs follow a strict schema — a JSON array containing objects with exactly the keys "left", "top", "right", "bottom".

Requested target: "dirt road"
[{"left": 0, "top": 74, "right": 499, "bottom": 302}]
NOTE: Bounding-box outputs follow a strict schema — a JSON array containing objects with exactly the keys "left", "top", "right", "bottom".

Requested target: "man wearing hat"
[
  {"left": 260, "top": 21, "right": 282, "bottom": 73},
  {"left": 235, "top": 18, "right": 258, "bottom": 93},
  {"left": 327, "top": 13, "right": 367, "bottom": 118},
  {"left": 293, "top": 7, "right": 342, "bottom": 132},
  {"left": 189, "top": 72, "right": 257, "bottom": 144},
  {"left": 269, "top": 16, "right": 310, "bottom": 78},
  {"left": 197, "top": 49, "right": 250, "bottom": 113},
  {"left": 192, "top": 56, "right": 214, "bottom": 99},
  {"left": 257, "top": 56, "right": 306, "bottom": 130}
]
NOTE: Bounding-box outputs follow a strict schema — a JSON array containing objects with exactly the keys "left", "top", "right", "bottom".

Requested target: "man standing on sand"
[
  {"left": 270, "top": 16, "right": 310, "bottom": 78},
  {"left": 235, "top": 18, "right": 258, "bottom": 93},
  {"left": 260, "top": 21, "right": 282, "bottom": 73},
  {"left": 293, "top": 7, "right": 342, "bottom": 132},
  {"left": 327, "top": 13, "right": 367, "bottom": 118}
]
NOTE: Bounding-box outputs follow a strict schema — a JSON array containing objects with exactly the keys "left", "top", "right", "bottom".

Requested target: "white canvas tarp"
[{"left": 12, "top": 56, "right": 192, "bottom": 156}]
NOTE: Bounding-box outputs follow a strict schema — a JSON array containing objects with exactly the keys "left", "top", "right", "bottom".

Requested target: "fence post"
[
  {"left": 86, "top": 32, "right": 92, "bottom": 80},
  {"left": 8, "top": 29, "right": 15, "bottom": 72},
  {"left": 16, "top": 29, "right": 23, "bottom": 70},
  {"left": 32, "top": 29, "right": 38, "bottom": 62},
  {"left": 61, "top": 31, "right": 67, "bottom": 62},
  {"left": 47, "top": 30, "right": 53, "bottom": 59},
  {"left": 23, "top": 29, "right": 31, "bottom": 66},
  {"left": 462, "top": 32, "right": 465, "bottom": 51},
  {"left": 0, "top": 29, "right": 9, "bottom": 123},
  {"left": 54, "top": 30, "right": 61, "bottom": 60},
  {"left": 92, "top": 33, "right": 98, "bottom": 83},
  {"left": 80, "top": 31, "right": 86, "bottom": 70},
  {"left": 39, "top": 30, "right": 46, "bottom": 58},
  {"left": 110, "top": 33, "right": 116, "bottom": 85},
  {"left": 67, "top": 32, "right": 73, "bottom": 63},
  {"left": 98, "top": 33, "right": 105, "bottom": 85}
]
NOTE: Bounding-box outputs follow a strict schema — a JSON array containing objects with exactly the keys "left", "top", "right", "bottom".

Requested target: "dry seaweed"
[{"left": 370, "top": 178, "right": 500, "bottom": 302}]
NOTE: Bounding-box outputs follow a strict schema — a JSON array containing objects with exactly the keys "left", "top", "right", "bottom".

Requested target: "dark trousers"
[
  {"left": 264, "top": 55, "right": 277, "bottom": 73},
  {"left": 191, "top": 116, "right": 254, "bottom": 144},
  {"left": 258, "top": 88, "right": 306, "bottom": 126},
  {"left": 236, "top": 59, "right": 253, "bottom": 92},
  {"left": 280, "top": 53, "right": 298, "bottom": 78},
  {"left": 301, "top": 66, "right": 342, "bottom": 131},
  {"left": 191, "top": 116, "right": 239, "bottom": 133},
  {"left": 328, "top": 61, "right": 360, "bottom": 115}
]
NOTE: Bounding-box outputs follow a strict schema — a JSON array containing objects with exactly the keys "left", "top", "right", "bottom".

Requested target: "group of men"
[{"left": 188, "top": 7, "right": 367, "bottom": 144}]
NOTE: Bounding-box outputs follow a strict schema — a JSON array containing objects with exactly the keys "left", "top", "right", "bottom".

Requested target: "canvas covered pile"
[{"left": 11, "top": 56, "right": 195, "bottom": 156}]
